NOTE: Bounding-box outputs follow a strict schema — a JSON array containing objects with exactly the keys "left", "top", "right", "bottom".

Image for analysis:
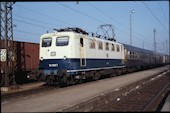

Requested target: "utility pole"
[
  {"left": 153, "top": 29, "right": 156, "bottom": 52},
  {"left": 143, "top": 41, "right": 144, "bottom": 49},
  {"left": 165, "top": 40, "right": 167, "bottom": 55},
  {"left": 130, "top": 9, "right": 135, "bottom": 46},
  {"left": 0, "top": 2, "right": 16, "bottom": 87},
  {"left": 0, "top": 3, "right": 1, "bottom": 84},
  {"left": 76, "top": 1, "right": 79, "bottom": 4}
]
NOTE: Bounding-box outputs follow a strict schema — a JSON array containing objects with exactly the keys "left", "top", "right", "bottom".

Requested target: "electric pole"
[
  {"left": 130, "top": 9, "right": 135, "bottom": 46},
  {"left": 166, "top": 40, "right": 167, "bottom": 55},
  {"left": 153, "top": 29, "right": 156, "bottom": 52},
  {"left": 0, "top": 2, "right": 16, "bottom": 87}
]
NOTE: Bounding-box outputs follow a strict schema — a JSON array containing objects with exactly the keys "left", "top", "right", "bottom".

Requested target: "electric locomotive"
[{"left": 38, "top": 27, "right": 125, "bottom": 87}]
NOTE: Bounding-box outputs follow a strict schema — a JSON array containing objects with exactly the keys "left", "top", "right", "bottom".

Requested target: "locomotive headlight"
[{"left": 63, "top": 56, "right": 67, "bottom": 60}]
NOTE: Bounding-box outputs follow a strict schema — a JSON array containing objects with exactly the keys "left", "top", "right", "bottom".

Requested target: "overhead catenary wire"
[
  {"left": 13, "top": 14, "right": 63, "bottom": 28},
  {"left": 158, "top": 2, "right": 169, "bottom": 24},
  {"left": 87, "top": 2, "right": 128, "bottom": 31},
  {"left": 86, "top": 2, "right": 156, "bottom": 45},
  {"left": 142, "top": 1, "right": 168, "bottom": 32},
  {"left": 61, "top": 2, "right": 157, "bottom": 51},
  {"left": 14, "top": 3, "right": 91, "bottom": 33},
  {"left": 56, "top": 2, "right": 106, "bottom": 24},
  {"left": 57, "top": 1, "right": 136, "bottom": 37},
  {"left": 59, "top": 2, "right": 167, "bottom": 53},
  {"left": 13, "top": 18, "right": 53, "bottom": 30},
  {"left": 57, "top": 1, "right": 142, "bottom": 45},
  {"left": 13, "top": 2, "right": 168, "bottom": 54},
  {"left": 56, "top": 2, "right": 135, "bottom": 38},
  {"left": 14, "top": 29, "right": 42, "bottom": 36},
  {"left": 15, "top": 4, "right": 75, "bottom": 27}
]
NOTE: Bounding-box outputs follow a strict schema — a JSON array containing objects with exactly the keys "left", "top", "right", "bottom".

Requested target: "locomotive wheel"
[
  {"left": 59, "top": 75, "right": 68, "bottom": 88},
  {"left": 46, "top": 75, "right": 53, "bottom": 86},
  {"left": 75, "top": 77, "right": 83, "bottom": 84},
  {"left": 92, "top": 72, "right": 100, "bottom": 81},
  {"left": 73, "top": 75, "right": 83, "bottom": 84},
  {"left": 67, "top": 75, "right": 75, "bottom": 85},
  {"left": 79, "top": 78, "right": 86, "bottom": 84},
  {"left": 110, "top": 73, "right": 116, "bottom": 77},
  {"left": 74, "top": 79, "right": 79, "bottom": 84},
  {"left": 116, "top": 69, "right": 121, "bottom": 76}
]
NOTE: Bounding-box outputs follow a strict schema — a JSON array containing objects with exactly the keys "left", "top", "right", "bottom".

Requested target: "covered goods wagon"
[{"left": 0, "top": 40, "right": 39, "bottom": 84}]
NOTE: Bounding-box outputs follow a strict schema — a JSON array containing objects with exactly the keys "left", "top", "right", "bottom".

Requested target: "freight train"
[
  {"left": 0, "top": 40, "right": 39, "bottom": 86},
  {"left": 38, "top": 27, "right": 169, "bottom": 87}
]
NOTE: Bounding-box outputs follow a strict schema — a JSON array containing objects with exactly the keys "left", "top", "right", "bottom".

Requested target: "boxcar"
[{"left": 0, "top": 40, "right": 39, "bottom": 85}]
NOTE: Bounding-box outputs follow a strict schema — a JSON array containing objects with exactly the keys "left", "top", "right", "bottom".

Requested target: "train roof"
[
  {"left": 53, "top": 27, "right": 116, "bottom": 41},
  {"left": 122, "top": 43, "right": 168, "bottom": 56},
  {"left": 0, "top": 39, "right": 39, "bottom": 45},
  {"left": 122, "top": 43, "right": 156, "bottom": 54}
]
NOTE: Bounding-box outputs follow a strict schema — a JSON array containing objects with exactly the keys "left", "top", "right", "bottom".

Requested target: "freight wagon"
[{"left": 0, "top": 40, "right": 39, "bottom": 85}]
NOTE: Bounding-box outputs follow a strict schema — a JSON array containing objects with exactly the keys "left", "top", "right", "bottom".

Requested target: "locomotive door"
[{"left": 80, "top": 37, "right": 86, "bottom": 66}]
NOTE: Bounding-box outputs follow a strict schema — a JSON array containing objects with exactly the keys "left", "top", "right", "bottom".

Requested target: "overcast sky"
[{"left": 12, "top": 1, "right": 169, "bottom": 54}]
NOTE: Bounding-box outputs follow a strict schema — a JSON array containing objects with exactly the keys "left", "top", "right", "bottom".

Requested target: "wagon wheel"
[
  {"left": 0, "top": 74, "right": 5, "bottom": 86},
  {"left": 37, "top": 74, "right": 43, "bottom": 82}
]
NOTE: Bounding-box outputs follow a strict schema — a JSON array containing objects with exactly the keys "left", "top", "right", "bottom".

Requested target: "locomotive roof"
[
  {"left": 41, "top": 30, "right": 120, "bottom": 44},
  {"left": 54, "top": 27, "right": 88, "bottom": 35}
]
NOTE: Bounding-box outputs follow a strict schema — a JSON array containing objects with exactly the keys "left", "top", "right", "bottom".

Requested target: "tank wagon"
[
  {"left": 0, "top": 40, "right": 39, "bottom": 85},
  {"left": 38, "top": 27, "right": 169, "bottom": 87}
]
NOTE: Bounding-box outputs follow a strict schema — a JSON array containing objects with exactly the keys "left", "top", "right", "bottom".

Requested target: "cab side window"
[
  {"left": 89, "top": 39, "right": 95, "bottom": 49},
  {"left": 80, "top": 38, "right": 83, "bottom": 47}
]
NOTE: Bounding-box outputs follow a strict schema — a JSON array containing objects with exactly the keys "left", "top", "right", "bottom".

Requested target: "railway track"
[
  {"left": 89, "top": 70, "right": 170, "bottom": 112},
  {"left": 1, "top": 66, "right": 169, "bottom": 103},
  {"left": 1, "top": 66, "right": 169, "bottom": 112}
]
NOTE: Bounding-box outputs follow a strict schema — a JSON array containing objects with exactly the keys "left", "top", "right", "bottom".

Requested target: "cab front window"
[
  {"left": 56, "top": 36, "right": 69, "bottom": 46},
  {"left": 42, "top": 38, "right": 52, "bottom": 47}
]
